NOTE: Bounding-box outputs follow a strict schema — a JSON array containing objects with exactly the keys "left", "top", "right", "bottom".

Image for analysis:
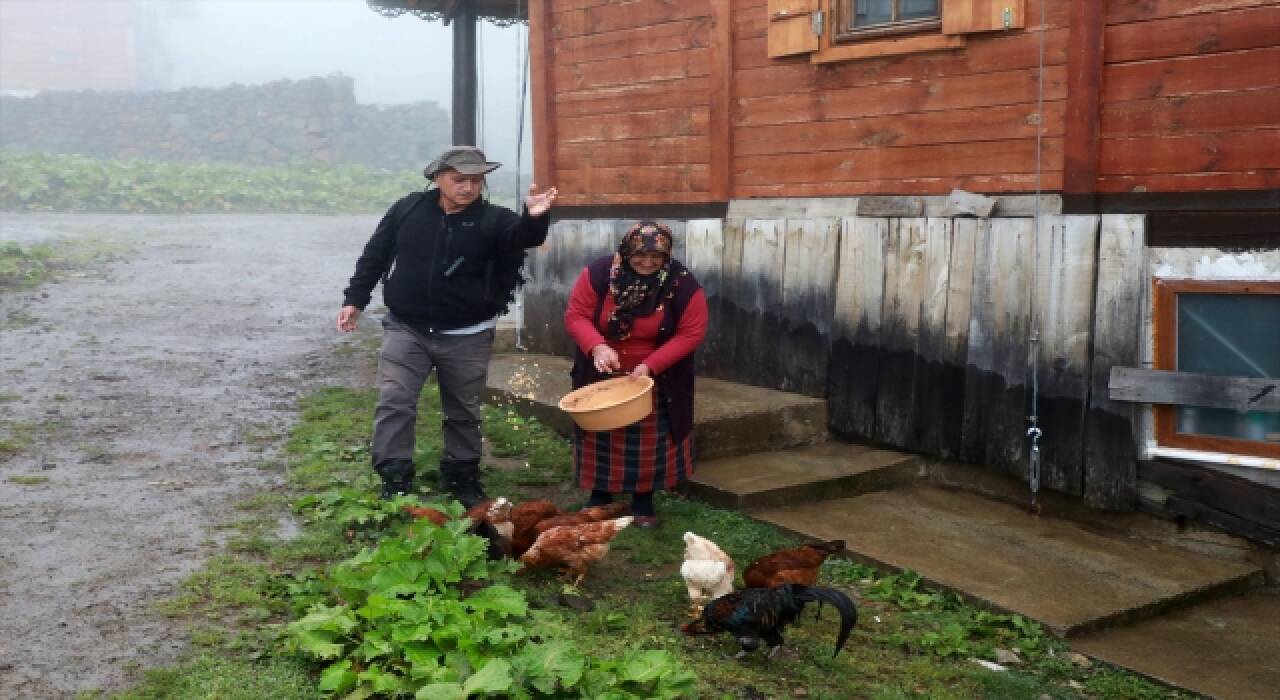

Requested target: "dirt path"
[{"left": 0, "top": 213, "right": 380, "bottom": 698}]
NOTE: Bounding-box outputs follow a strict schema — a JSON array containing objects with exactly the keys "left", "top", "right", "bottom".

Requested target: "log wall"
[
  {"left": 1098, "top": 2, "right": 1280, "bottom": 194},
  {"left": 538, "top": 1, "right": 1280, "bottom": 204},
  {"left": 547, "top": 0, "right": 716, "bottom": 206},
  {"left": 524, "top": 212, "right": 1127, "bottom": 499}
]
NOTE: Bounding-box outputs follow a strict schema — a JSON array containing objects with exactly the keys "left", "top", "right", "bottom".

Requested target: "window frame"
[
  {"left": 1152, "top": 278, "right": 1280, "bottom": 459},
  {"left": 832, "top": 0, "right": 942, "bottom": 43}
]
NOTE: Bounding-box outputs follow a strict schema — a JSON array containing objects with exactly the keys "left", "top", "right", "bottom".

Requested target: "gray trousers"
[{"left": 371, "top": 314, "right": 494, "bottom": 468}]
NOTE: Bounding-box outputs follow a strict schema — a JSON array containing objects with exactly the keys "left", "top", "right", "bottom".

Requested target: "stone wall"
[{"left": 0, "top": 75, "right": 449, "bottom": 171}]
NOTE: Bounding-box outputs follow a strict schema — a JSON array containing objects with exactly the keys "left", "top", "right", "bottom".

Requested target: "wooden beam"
[
  {"left": 1062, "top": 0, "right": 1104, "bottom": 196},
  {"left": 529, "top": 0, "right": 557, "bottom": 190},
  {"left": 708, "top": 0, "right": 733, "bottom": 201},
  {"left": 1111, "top": 367, "right": 1280, "bottom": 412}
]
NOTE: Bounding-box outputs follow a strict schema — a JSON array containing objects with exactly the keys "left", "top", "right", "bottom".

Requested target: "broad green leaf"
[
  {"left": 463, "top": 658, "right": 513, "bottom": 695},
  {"left": 464, "top": 585, "right": 527, "bottom": 618},
  {"left": 415, "top": 683, "right": 464, "bottom": 700},
  {"left": 618, "top": 650, "right": 678, "bottom": 684},
  {"left": 318, "top": 659, "right": 357, "bottom": 694}
]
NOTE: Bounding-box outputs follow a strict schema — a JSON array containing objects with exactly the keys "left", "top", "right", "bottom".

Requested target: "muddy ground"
[{"left": 0, "top": 213, "right": 383, "bottom": 698}]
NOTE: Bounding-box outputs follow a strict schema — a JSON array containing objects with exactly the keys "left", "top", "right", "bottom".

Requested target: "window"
[
  {"left": 767, "top": 0, "right": 1024, "bottom": 63},
  {"left": 1153, "top": 279, "right": 1280, "bottom": 459},
  {"left": 838, "top": 0, "right": 941, "bottom": 40}
]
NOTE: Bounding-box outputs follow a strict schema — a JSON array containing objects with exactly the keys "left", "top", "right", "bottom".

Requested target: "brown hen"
[
  {"left": 742, "top": 540, "right": 846, "bottom": 588},
  {"left": 519, "top": 516, "right": 634, "bottom": 587},
  {"left": 532, "top": 501, "right": 631, "bottom": 535},
  {"left": 508, "top": 499, "right": 563, "bottom": 557}
]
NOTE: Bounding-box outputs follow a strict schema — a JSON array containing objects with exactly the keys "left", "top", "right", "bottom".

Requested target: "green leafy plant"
[
  {"left": 286, "top": 513, "right": 695, "bottom": 698},
  {"left": 0, "top": 152, "right": 424, "bottom": 214}
]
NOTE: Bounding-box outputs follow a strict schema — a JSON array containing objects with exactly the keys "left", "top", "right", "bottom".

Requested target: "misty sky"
[{"left": 159, "top": 0, "right": 531, "bottom": 173}]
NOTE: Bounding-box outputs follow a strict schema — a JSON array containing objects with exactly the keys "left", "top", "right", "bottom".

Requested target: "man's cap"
[{"left": 424, "top": 146, "right": 502, "bottom": 179}]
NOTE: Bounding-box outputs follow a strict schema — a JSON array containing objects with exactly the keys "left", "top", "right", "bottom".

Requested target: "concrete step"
[
  {"left": 753, "top": 485, "right": 1265, "bottom": 637},
  {"left": 1072, "top": 588, "right": 1280, "bottom": 700},
  {"left": 486, "top": 353, "right": 827, "bottom": 460},
  {"left": 682, "top": 442, "right": 921, "bottom": 511}
]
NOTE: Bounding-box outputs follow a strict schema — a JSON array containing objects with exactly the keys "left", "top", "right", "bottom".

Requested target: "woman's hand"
[
  {"left": 591, "top": 344, "right": 621, "bottom": 374},
  {"left": 630, "top": 364, "right": 652, "bottom": 378}
]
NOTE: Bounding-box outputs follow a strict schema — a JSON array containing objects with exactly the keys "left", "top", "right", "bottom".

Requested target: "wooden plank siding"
[
  {"left": 539, "top": 0, "right": 1280, "bottom": 204},
  {"left": 725, "top": 0, "right": 1068, "bottom": 196},
  {"left": 549, "top": 0, "right": 716, "bottom": 206},
  {"left": 1097, "top": 4, "right": 1280, "bottom": 194}
]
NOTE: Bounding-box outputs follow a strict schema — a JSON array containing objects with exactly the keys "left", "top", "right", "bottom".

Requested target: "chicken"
[
  {"left": 508, "top": 499, "right": 563, "bottom": 558},
  {"left": 462, "top": 497, "right": 515, "bottom": 559},
  {"left": 742, "top": 539, "right": 846, "bottom": 589},
  {"left": 402, "top": 504, "right": 450, "bottom": 527},
  {"left": 519, "top": 516, "right": 634, "bottom": 587},
  {"left": 680, "top": 532, "right": 736, "bottom": 617},
  {"left": 681, "top": 584, "right": 857, "bottom": 660},
  {"left": 532, "top": 501, "right": 631, "bottom": 536}
]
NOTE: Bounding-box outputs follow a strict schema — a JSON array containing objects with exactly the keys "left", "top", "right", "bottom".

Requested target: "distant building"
[{"left": 0, "top": 0, "right": 179, "bottom": 95}]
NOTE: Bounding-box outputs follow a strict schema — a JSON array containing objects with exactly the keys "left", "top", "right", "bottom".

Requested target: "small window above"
[{"left": 840, "top": 0, "right": 941, "bottom": 41}]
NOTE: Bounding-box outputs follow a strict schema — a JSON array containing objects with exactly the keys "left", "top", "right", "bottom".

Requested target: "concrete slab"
[
  {"left": 755, "top": 485, "right": 1264, "bottom": 636},
  {"left": 486, "top": 353, "right": 828, "bottom": 459},
  {"left": 682, "top": 442, "right": 920, "bottom": 510},
  {"left": 1072, "top": 588, "right": 1280, "bottom": 700}
]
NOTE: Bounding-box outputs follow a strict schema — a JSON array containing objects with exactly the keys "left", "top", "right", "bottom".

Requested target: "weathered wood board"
[
  {"left": 875, "top": 218, "right": 929, "bottom": 447},
  {"left": 935, "top": 218, "right": 980, "bottom": 459},
  {"left": 829, "top": 216, "right": 888, "bottom": 441},
  {"left": 779, "top": 217, "right": 839, "bottom": 395},
  {"left": 910, "top": 218, "right": 957, "bottom": 455},
  {"left": 1111, "top": 368, "right": 1280, "bottom": 413},
  {"left": 1084, "top": 214, "right": 1145, "bottom": 510},
  {"left": 1032, "top": 215, "right": 1100, "bottom": 495},
  {"left": 731, "top": 218, "right": 786, "bottom": 390},
  {"left": 685, "top": 218, "right": 726, "bottom": 377},
  {"left": 962, "top": 217, "right": 1034, "bottom": 477}
]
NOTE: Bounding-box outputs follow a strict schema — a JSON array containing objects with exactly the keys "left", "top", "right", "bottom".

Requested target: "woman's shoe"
[{"left": 633, "top": 516, "right": 659, "bottom": 528}]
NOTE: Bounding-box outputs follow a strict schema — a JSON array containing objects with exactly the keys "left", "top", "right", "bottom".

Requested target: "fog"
[
  {"left": 161, "top": 0, "right": 531, "bottom": 168},
  {"left": 1, "top": 0, "right": 532, "bottom": 178}
]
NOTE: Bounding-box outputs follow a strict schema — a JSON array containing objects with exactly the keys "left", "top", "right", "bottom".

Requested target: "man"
[{"left": 337, "top": 146, "right": 558, "bottom": 505}]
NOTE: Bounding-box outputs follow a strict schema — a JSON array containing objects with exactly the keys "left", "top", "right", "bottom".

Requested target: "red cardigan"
[{"left": 564, "top": 268, "right": 708, "bottom": 376}]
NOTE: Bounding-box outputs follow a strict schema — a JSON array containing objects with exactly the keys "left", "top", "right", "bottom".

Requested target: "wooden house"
[{"left": 515, "top": 1, "right": 1280, "bottom": 547}]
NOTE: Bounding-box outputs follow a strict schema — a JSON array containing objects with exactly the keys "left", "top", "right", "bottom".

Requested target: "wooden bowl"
[{"left": 558, "top": 375, "right": 655, "bottom": 432}]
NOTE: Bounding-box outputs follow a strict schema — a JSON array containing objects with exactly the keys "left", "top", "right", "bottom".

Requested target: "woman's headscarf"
[{"left": 605, "top": 221, "right": 676, "bottom": 340}]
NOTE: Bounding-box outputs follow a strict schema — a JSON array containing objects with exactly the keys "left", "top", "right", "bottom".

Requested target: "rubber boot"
[
  {"left": 375, "top": 458, "right": 415, "bottom": 500},
  {"left": 439, "top": 459, "right": 487, "bottom": 508}
]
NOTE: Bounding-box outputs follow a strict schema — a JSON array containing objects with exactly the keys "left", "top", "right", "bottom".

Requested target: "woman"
[{"left": 563, "top": 221, "right": 708, "bottom": 527}]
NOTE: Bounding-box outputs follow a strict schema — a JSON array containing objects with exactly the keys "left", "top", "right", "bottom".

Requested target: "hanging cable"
[
  {"left": 513, "top": 0, "right": 530, "bottom": 349},
  {"left": 1026, "top": 0, "right": 1047, "bottom": 515},
  {"left": 477, "top": 18, "right": 486, "bottom": 151}
]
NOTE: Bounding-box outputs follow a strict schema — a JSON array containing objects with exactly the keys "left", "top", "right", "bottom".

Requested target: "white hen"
[{"left": 680, "top": 531, "right": 735, "bottom": 616}]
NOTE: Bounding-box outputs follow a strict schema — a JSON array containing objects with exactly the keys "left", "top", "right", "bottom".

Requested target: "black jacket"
[{"left": 342, "top": 189, "right": 550, "bottom": 331}]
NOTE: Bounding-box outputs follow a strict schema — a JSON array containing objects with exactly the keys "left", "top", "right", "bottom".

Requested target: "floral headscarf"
[{"left": 606, "top": 221, "right": 676, "bottom": 340}]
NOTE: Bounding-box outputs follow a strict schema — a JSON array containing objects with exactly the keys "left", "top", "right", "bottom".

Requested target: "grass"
[
  {"left": 0, "top": 238, "right": 126, "bottom": 293},
  {"left": 106, "top": 379, "right": 1193, "bottom": 699},
  {"left": 7, "top": 475, "right": 50, "bottom": 485}
]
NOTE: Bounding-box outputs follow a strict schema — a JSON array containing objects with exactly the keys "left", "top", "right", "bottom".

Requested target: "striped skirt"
[{"left": 573, "top": 392, "right": 694, "bottom": 494}]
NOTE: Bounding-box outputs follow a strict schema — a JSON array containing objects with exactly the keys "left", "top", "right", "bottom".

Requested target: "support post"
[{"left": 451, "top": 2, "right": 478, "bottom": 146}]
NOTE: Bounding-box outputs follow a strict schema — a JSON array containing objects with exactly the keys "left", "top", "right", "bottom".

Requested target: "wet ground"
[{"left": 0, "top": 213, "right": 380, "bottom": 698}]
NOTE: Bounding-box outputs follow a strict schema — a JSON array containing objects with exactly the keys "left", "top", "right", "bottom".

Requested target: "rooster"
[
  {"left": 680, "top": 532, "right": 736, "bottom": 617},
  {"left": 681, "top": 584, "right": 857, "bottom": 660},
  {"left": 742, "top": 539, "right": 845, "bottom": 589},
  {"left": 519, "top": 516, "right": 634, "bottom": 587}
]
